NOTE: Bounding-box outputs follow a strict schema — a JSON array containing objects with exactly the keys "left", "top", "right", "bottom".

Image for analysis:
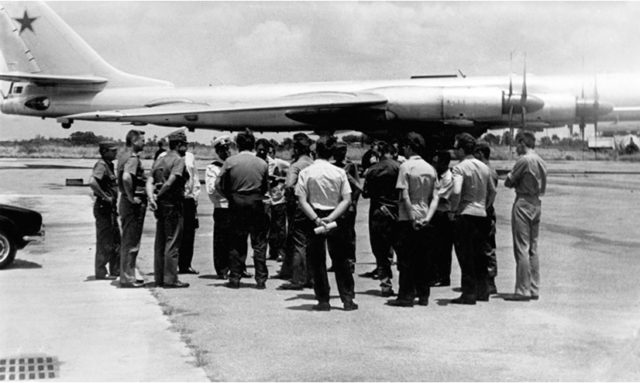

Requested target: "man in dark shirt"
[
  {"left": 362, "top": 141, "right": 399, "bottom": 297},
  {"left": 361, "top": 141, "right": 380, "bottom": 172},
  {"left": 117, "top": 129, "right": 147, "bottom": 288},
  {"left": 276, "top": 133, "right": 314, "bottom": 289},
  {"left": 216, "top": 129, "right": 269, "bottom": 289},
  {"left": 148, "top": 130, "right": 190, "bottom": 288},
  {"left": 89, "top": 140, "right": 120, "bottom": 280},
  {"left": 332, "top": 142, "right": 361, "bottom": 273}
]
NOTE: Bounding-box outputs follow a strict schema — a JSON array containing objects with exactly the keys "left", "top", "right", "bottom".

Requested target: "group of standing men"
[
  {"left": 362, "top": 130, "right": 547, "bottom": 307},
  {"left": 89, "top": 126, "right": 547, "bottom": 310},
  {"left": 89, "top": 129, "right": 200, "bottom": 289}
]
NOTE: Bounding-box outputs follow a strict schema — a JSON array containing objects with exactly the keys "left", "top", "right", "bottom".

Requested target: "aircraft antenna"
[
  {"left": 508, "top": 51, "right": 514, "bottom": 158},
  {"left": 594, "top": 75, "right": 599, "bottom": 160}
]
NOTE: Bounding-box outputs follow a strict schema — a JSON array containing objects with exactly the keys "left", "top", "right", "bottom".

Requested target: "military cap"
[
  {"left": 167, "top": 130, "right": 188, "bottom": 143},
  {"left": 98, "top": 140, "right": 118, "bottom": 150},
  {"left": 213, "top": 135, "right": 232, "bottom": 149}
]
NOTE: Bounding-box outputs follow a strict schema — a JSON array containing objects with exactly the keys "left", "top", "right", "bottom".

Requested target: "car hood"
[{"left": 0, "top": 204, "right": 43, "bottom": 235}]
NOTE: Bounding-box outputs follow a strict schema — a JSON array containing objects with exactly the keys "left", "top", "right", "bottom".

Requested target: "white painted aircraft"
[{"left": 2, "top": 2, "right": 640, "bottom": 149}]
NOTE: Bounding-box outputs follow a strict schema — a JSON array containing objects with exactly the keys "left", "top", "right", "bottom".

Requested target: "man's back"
[
  {"left": 452, "top": 157, "right": 494, "bottom": 217},
  {"left": 220, "top": 152, "right": 268, "bottom": 195},
  {"left": 396, "top": 155, "right": 437, "bottom": 221}
]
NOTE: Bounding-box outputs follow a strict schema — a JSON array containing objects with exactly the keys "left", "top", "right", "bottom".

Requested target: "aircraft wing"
[
  {"left": 0, "top": 72, "right": 108, "bottom": 86},
  {"left": 59, "top": 91, "right": 388, "bottom": 126}
]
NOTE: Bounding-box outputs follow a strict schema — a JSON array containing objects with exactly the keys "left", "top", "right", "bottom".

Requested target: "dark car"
[{"left": 0, "top": 204, "right": 45, "bottom": 269}]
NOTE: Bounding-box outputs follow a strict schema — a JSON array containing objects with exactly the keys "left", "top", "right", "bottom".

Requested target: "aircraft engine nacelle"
[
  {"left": 527, "top": 94, "right": 576, "bottom": 125},
  {"left": 379, "top": 86, "right": 504, "bottom": 122}
]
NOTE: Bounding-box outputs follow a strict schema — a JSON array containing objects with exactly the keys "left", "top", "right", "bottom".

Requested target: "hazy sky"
[{"left": 2, "top": 1, "right": 640, "bottom": 142}]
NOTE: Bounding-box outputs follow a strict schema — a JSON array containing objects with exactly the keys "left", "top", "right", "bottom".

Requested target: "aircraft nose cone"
[
  {"left": 525, "top": 95, "right": 544, "bottom": 113},
  {"left": 598, "top": 101, "right": 614, "bottom": 115}
]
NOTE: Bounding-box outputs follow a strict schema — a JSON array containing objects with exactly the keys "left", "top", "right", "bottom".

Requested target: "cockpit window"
[{"left": 14, "top": 86, "right": 23, "bottom": 94}]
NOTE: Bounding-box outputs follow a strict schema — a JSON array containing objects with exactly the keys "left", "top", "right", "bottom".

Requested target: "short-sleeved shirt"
[
  {"left": 395, "top": 155, "right": 438, "bottom": 221},
  {"left": 451, "top": 156, "right": 495, "bottom": 217},
  {"left": 205, "top": 160, "right": 228, "bottom": 209},
  {"left": 216, "top": 151, "right": 268, "bottom": 197},
  {"left": 92, "top": 159, "right": 117, "bottom": 200},
  {"left": 285, "top": 155, "right": 314, "bottom": 202},
  {"left": 184, "top": 151, "right": 201, "bottom": 200},
  {"left": 333, "top": 160, "right": 361, "bottom": 203},
  {"left": 295, "top": 159, "right": 352, "bottom": 211},
  {"left": 505, "top": 151, "right": 547, "bottom": 200},
  {"left": 151, "top": 150, "right": 188, "bottom": 203},
  {"left": 363, "top": 158, "right": 400, "bottom": 208},
  {"left": 436, "top": 168, "right": 454, "bottom": 212},
  {"left": 117, "top": 149, "right": 146, "bottom": 197}
]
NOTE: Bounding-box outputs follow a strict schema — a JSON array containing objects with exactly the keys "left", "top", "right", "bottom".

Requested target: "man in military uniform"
[
  {"left": 332, "top": 141, "right": 361, "bottom": 273},
  {"left": 147, "top": 130, "right": 190, "bottom": 288},
  {"left": 147, "top": 131, "right": 189, "bottom": 288},
  {"left": 276, "top": 133, "right": 314, "bottom": 289},
  {"left": 362, "top": 141, "right": 399, "bottom": 297},
  {"left": 89, "top": 140, "right": 120, "bottom": 280},
  {"left": 117, "top": 130, "right": 147, "bottom": 288}
]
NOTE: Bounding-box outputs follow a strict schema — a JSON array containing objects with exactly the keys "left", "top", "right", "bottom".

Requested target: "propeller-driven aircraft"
[{"left": 2, "top": 2, "right": 640, "bottom": 149}]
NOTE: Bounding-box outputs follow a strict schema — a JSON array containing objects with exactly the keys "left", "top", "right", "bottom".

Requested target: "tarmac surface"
[{"left": 1, "top": 158, "right": 640, "bottom": 381}]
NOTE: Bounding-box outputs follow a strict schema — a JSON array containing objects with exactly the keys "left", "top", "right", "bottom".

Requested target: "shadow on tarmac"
[{"left": 3, "top": 259, "right": 42, "bottom": 269}]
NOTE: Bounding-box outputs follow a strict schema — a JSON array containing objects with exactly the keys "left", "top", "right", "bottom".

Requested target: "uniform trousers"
[
  {"left": 368, "top": 202, "right": 395, "bottom": 290},
  {"left": 278, "top": 201, "right": 297, "bottom": 278},
  {"left": 119, "top": 198, "right": 146, "bottom": 284},
  {"left": 486, "top": 206, "right": 498, "bottom": 284},
  {"left": 395, "top": 221, "right": 432, "bottom": 302},
  {"left": 212, "top": 207, "right": 231, "bottom": 277},
  {"left": 309, "top": 210, "right": 355, "bottom": 304},
  {"left": 228, "top": 194, "right": 268, "bottom": 284},
  {"left": 453, "top": 215, "right": 491, "bottom": 301},
  {"left": 289, "top": 207, "right": 314, "bottom": 286},
  {"left": 94, "top": 199, "right": 120, "bottom": 278},
  {"left": 178, "top": 198, "right": 197, "bottom": 272},
  {"left": 430, "top": 210, "right": 454, "bottom": 285},
  {"left": 154, "top": 201, "right": 183, "bottom": 285},
  {"left": 268, "top": 203, "right": 287, "bottom": 261},
  {"left": 341, "top": 206, "right": 357, "bottom": 271},
  {"left": 512, "top": 197, "right": 541, "bottom": 297}
]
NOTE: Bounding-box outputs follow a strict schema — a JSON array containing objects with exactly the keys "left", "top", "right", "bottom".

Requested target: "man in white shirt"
[
  {"left": 295, "top": 136, "right": 357, "bottom": 311},
  {"left": 205, "top": 136, "right": 235, "bottom": 279},
  {"left": 179, "top": 148, "right": 201, "bottom": 274}
]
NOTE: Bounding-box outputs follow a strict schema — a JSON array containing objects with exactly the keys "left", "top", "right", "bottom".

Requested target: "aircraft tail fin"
[{"left": 0, "top": 2, "right": 171, "bottom": 88}]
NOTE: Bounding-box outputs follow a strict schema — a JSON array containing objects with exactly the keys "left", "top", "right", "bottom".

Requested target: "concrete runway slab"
[{"left": 1, "top": 158, "right": 640, "bottom": 381}]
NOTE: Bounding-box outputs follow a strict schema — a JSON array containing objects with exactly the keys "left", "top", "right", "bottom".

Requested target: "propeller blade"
[
  {"left": 508, "top": 104, "right": 514, "bottom": 157},
  {"left": 521, "top": 105, "right": 527, "bottom": 130},
  {"left": 593, "top": 75, "right": 599, "bottom": 146},
  {"left": 509, "top": 51, "right": 513, "bottom": 98},
  {"left": 581, "top": 56, "right": 585, "bottom": 99},
  {"left": 521, "top": 53, "right": 527, "bottom": 104}
]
